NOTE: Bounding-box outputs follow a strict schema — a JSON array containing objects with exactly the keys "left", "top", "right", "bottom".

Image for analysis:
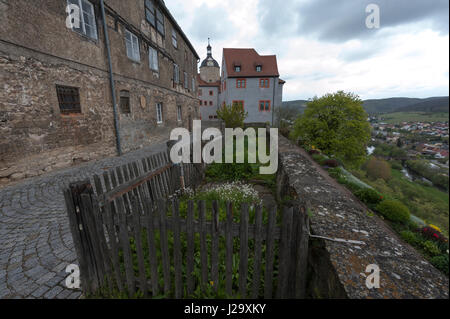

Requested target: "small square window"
[
  {"left": 256, "top": 65, "right": 262, "bottom": 72},
  {"left": 209, "top": 101, "right": 213, "bottom": 106},
  {"left": 56, "top": 85, "right": 81, "bottom": 114},
  {"left": 235, "top": 66, "right": 241, "bottom": 72}
]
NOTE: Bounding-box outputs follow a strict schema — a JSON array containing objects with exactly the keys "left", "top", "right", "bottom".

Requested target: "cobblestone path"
[{"left": 0, "top": 143, "right": 166, "bottom": 299}]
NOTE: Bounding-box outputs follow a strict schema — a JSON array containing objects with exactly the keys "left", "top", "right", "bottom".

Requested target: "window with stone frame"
[
  {"left": 149, "top": 46, "right": 159, "bottom": 71},
  {"left": 177, "top": 105, "right": 182, "bottom": 122},
  {"left": 156, "top": 7, "right": 164, "bottom": 36},
  {"left": 173, "top": 64, "right": 180, "bottom": 84},
  {"left": 172, "top": 29, "right": 178, "bottom": 48},
  {"left": 119, "top": 90, "right": 131, "bottom": 114},
  {"left": 184, "top": 72, "right": 188, "bottom": 89},
  {"left": 56, "top": 85, "right": 81, "bottom": 114},
  {"left": 156, "top": 103, "right": 163, "bottom": 123},
  {"left": 67, "top": 0, "right": 98, "bottom": 40},
  {"left": 145, "top": 0, "right": 156, "bottom": 27}
]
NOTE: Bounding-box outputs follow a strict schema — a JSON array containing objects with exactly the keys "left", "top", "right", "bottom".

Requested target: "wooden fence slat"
[
  {"left": 131, "top": 196, "right": 149, "bottom": 297},
  {"left": 186, "top": 200, "right": 195, "bottom": 296},
  {"left": 276, "top": 206, "right": 293, "bottom": 299},
  {"left": 211, "top": 201, "right": 219, "bottom": 293},
  {"left": 91, "top": 198, "right": 115, "bottom": 291},
  {"left": 172, "top": 199, "right": 182, "bottom": 299},
  {"left": 239, "top": 203, "right": 249, "bottom": 298},
  {"left": 79, "top": 194, "right": 106, "bottom": 288},
  {"left": 116, "top": 196, "right": 136, "bottom": 296},
  {"left": 158, "top": 199, "right": 171, "bottom": 296},
  {"left": 103, "top": 201, "right": 124, "bottom": 293},
  {"left": 199, "top": 200, "right": 208, "bottom": 291},
  {"left": 63, "top": 189, "right": 92, "bottom": 294},
  {"left": 251, "top": 205, "right": 263, "bottom": 299},
  {"left": 143, "top": 199, "right": 159, "bottom": 297},
  {"left": 225, "top": 202, "right": 233, "bottom": 297},
  {"left": 264, "top": 206, "right": 277, "bottom": 299}
]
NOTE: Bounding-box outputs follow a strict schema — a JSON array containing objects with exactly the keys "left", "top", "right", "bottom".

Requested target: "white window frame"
[
  {"left": 125, "top": 29, "right": 140, "bottom": 62},
  {"left": 184, "top": 72, "right": 188, "bottom": 89},
  {"left": 192, "top": 77, "right": 195, "bottom": 92},
  {"left": 172, "top": 29, "right": 178, "bottom": 48},
  {"left": 149, "top": 46, "right": 159, "bottom": 71},
  {"left": 156, "top": 7, "right": 165, "bottom": 36},
  {"left": 256, "top": 65, "right": 262, "bottom": 72},
  {"left": 156, "top": 103, "right": 163, "bottom": 124},
  {"left": 177, "top": 105, "right": 182, "bottom": 122},
  {"left": 67, "top": 0, "right": 98, "bottom": 40},
  {"left": 235, "top": 66, "right": 241, "bottom": 72}
]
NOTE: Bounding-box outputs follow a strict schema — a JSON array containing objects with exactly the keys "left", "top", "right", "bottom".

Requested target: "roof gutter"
[{"left": 100, "top": 0, "right": 122, "bottom": 156}]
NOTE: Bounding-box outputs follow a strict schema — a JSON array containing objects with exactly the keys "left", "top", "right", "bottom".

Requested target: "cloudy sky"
[{"left": 165, "top": 0, "right": 449, "bottom": 101}]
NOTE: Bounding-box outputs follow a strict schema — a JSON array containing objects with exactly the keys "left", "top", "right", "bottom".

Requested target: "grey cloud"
[
  {"left": 257, "top": 0, "right": 298, "bottom": 36},
  {"left": 296, "top": 0, "right": 449, "bottom": 42},
  {"left": 188, "top": 4, "right": 235, "bottom": 41}
]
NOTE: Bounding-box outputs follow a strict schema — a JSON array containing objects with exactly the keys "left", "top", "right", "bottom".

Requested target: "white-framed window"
[
  {"left": 173, "top": 64, "right": 179, "bottom": 84},
  {"left": 192, "top": 77, "right": 195, "bottom": 92},
  {"left": 184, "top": 72, "right": 188, "bottom": 89},
  {"left": 125, "top": 30, "right": 140, "bottom": 62},
  {"left": 172, "top": 29, "right": 177, "bottom": 48},
  {"left": 67, "top": 0, "right": 98, "bottom": 40},
  {"left": 177, "top": 105, "right": 182, "bottom": 122},
  {"left": 156, "top": 103, "right": 163, "bottom": 124},
  {"left": 256, "top": 65, "right": 262, "bottom": 72},
  {"left": 149, "top": 46, "right": 158, "bottom": 71},
  {"left": 235, "top": 66, "right": 241, "bottom": 72}
]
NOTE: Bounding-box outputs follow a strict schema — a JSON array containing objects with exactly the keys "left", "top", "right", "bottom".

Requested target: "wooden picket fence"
[{"left": 63, "top": 150, "right": 310, "bottom": 299}]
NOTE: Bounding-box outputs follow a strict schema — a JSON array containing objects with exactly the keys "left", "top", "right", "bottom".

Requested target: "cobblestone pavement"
[{"left": 0, "top": 142, "right": 166, "bottom": 299}]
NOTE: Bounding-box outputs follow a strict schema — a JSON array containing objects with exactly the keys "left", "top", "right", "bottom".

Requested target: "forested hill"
[{"left": 282, "top": 96, "right": 449, "bottom": 114}]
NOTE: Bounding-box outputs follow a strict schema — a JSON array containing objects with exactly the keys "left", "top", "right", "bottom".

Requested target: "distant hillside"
[
  {"left": 396, "top": 96, "right": 449, "bottom": 113},
  {"left": 282, "top": 96, "right": 449, "bottom": 114}
]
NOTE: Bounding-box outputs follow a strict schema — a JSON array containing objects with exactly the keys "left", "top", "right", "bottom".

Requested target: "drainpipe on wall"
[
  {"left": 100, "top": 0, "right": 122, "bottom": 156},
  {"left": 271, "top": 77, "right": 277, "bottom": 126}
]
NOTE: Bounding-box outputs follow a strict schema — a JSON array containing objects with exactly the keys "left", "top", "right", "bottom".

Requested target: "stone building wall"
[{"left": 0, "top": 0, "right": 200, "bottom": 186}]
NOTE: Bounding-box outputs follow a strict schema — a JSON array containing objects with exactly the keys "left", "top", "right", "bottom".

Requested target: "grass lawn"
[{"left": 381, "top": 112, "right": 449, "bottom": 124}]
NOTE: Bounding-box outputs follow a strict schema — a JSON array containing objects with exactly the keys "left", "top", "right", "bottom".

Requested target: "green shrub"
[
  {"left": 328, "top": 167, "right": 343, "bottom": 179},
  {"left": 312, "top": 153, "right": 326, "bottom": 163},
  {"left": 216, "top": 103, "right": 248, "bottom": 128},
  {"left": 430, "top": 255, "right": 449, "bottom": 275},
  {"left": 376, "top": 199, "right": 410, "bottom": 223},
  {"left": 400, "top": 230, "right": 422, "bottom": 246},
  {"left": 354, "top": 188, "right": 384, "bottom": 205},
  {"left": 323, "top": 159, "right": 339, "bottom": 167},
  {"left": 422, "top": 240, "right": 442, "bottom": 257},
  {"left": 391, "top": 161, "right": 403, "bottom": 170}
]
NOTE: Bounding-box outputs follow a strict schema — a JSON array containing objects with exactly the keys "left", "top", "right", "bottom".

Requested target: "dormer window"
[
  {"left": 235, "top": 66, "right": 241, "bottom": 72},
  {"left": 256, "top": 65, "right": 262, "bottom": 72}
]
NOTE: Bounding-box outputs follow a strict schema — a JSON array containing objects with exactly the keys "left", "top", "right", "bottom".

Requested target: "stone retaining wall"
[{"left": 276, "top": 135, "right": 449, "bottom": 299}]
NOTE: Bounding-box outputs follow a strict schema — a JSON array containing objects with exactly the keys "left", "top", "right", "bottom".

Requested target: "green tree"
[
  {"left": 366, "top": 156, "right": 392, "bottom": 181},
  {"left": 216, "top": 103, "right": 248, "bottom": 128},
  {"left": 290, "top": 91, "right": 371, "bottom": 167}
]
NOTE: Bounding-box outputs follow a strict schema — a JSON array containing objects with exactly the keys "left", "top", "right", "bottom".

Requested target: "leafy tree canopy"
[
  {"left": 291, "top": 91, "right": 371, "bottom": 167},
  {"left": 216, "top": 103, "right": 248, "bottom": 129}
]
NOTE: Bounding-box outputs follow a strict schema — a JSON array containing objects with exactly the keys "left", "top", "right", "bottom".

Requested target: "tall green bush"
[{"left": 376, "top": 199, "right": 410, "bottom": 223}]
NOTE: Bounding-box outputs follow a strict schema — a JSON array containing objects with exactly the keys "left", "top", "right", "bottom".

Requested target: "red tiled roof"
[
  {"left": 196, "top": 74, "right": 221, "bottom": 87},
  {"left": 223, "top": 48, "right": 279, "bottom": 78}
]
